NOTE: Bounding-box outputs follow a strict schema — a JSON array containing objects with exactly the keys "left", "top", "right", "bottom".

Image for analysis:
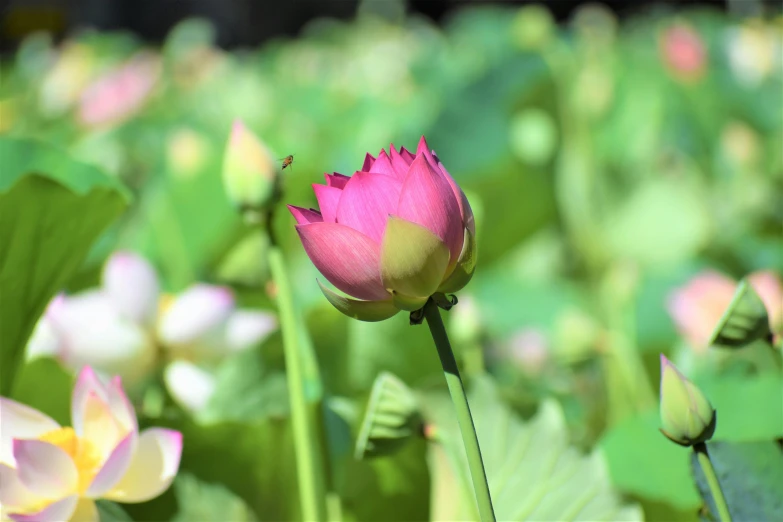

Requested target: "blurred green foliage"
[{"left": 1, "top": 3, "right": 782, "bottom": 521}]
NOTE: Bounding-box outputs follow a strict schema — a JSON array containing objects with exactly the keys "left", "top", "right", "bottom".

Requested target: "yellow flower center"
[{"left": 38, "top": 427, "right": 103, "bottom": 494}]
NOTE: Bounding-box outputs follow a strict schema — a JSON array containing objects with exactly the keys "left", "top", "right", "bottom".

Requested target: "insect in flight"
[{"left": 280, "top": 154, "right": 294, "bottom": 171}]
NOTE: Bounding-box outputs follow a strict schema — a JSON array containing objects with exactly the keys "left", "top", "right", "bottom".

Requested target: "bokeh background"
[{"left": 1, "top": 0, "right": 782, "bottom": 521}]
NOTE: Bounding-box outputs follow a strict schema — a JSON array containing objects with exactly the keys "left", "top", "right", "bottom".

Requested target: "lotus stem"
[
  {"left": 693, "top": 442, "right": 732, "bottom": 522},
  {"left": 423, "top": 299, "right": 496, "bottom": 522},
  {"left": 268, "top": 245, "right": 328, "bottom": 521}
]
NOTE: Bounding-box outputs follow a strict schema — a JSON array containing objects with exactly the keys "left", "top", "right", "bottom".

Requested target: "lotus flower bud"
[
  {"left": 223, "top": 120, "right": 279, "bottom": 215},
  {"left": 659, "top": 354, "right": 715, "bottom": 446},
  {"left": 288, "top": 136, "right": 477, "bottom": 322},
  {"left": 511, "top": 5, "right": 554, "bottom": 50}
]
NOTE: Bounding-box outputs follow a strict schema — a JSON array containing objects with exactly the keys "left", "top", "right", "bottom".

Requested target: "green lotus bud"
[
  {"left": 511, "top": 5, "right": 554, "bottom": 50},
  {"left": 222, "top": 119, "right": 278, "bottom": 214},
  {"left": 659, "top": 354, "right": 716, "bottom": 446},
  {"left": 355, "top": 372, "right": 422, "bottom": 459}
]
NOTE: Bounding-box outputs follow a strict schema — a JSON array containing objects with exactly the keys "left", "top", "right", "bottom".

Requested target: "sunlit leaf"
[
  {"left": 601, "top": 411, "right": 700, "bottom": 510},
  {"left": 146, "top": 415, "right": 300, "bottom": 521},
  {"left": 355, "top": 372, "right": 423, "bottom": 460},
  {"left": 171, "top": 473, "right": 258, "bottom": 522},
  {"left": 695, "top": 372, "right": 783, "bottom": 441},
  {"left": 426, "top": 377, "right": 643, "bottom": 520},
  {"left": 10, "top": 357, "right": 74, "bottom": 426},
  {"left": 0, "top": 137, "right": 129, "bottom": 395},
  {"left": 199, "top": 346, "right": 290, "bottom": 423},
  {"left": 709, "top": 279, "right": 772, "bottom": 348}
]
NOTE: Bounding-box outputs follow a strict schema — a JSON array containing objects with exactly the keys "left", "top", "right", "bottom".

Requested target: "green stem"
[
  {"left": 268, "top": 246, "right": 328, "bottom": 521},
  {"left": 423, "top": 299, "right": 496, "bottom": 522},
  {"left": 693, "top": 442, "right": 732, "bottom": 522}
]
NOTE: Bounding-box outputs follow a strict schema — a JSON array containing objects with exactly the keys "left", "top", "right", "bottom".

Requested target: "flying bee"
[{"left": 280, "top": 154, "right": 294, "bottom": 171}]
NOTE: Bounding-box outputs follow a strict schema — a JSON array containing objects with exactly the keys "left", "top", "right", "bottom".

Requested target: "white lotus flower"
[{"left": 0, "top": 367, "right": 182, "bottom": 522}]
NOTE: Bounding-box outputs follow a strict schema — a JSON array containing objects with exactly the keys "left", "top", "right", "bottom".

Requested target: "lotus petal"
[
  {"left": 397, "top": 154, "right": 463, "bottom": 265},
  {"left": 8, "top": 495, "right": 79, "bottom": 522},
  {"left": 157, "top": 284, "right": 234, "bottom": 346},
  {"left": 86, "top": 431, "right": 136, "bottom": 497},
  {"left": 325, "top": 173, "right": 350, "bottom": 189},
  {"left": 361, "top": 153, "right": 376, "bottom": 172},
  {"left": 102, "top": 252, "right": 160, "bottom": 326},
  {"left": 296, "top": 223, "right": 388, "bottom": 301},
  {"left": 368, "top": 149, "right": 397, "bottom": 178},
  {"left": 312, "top": 184, "right": 343, "bottom": 224},
  {"left": 13, "top": 440, "right": 78, "bottom": 499},
  {"left": 380, "top": 216, "right": 450, "bottom": 299},
  {"left": 335, "top": 172, "right": 403, "bottom": 243},
  {"left": 164, "top": 361, "right": 216, "bottom": 413},
  {"left": 438, "top": 227, "right": 478, "bottom": 293},
  {"left": 0, "top": 399, "right": 60, "bottom": 464},
  {"left": 318, "top": 281, "right": 398, "bottom": 322},
  {"left": 104, "top": 429, "right": 182, "bottom": 503},
  {"left": 287, "top": 205, "right": 323, "bottom": 225}
]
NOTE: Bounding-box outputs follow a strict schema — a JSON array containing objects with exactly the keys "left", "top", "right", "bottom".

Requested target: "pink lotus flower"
[
  {"left": 0, "top": 366, "right": 182, "bottom": 521},
  {"left": 288, "top": 137, "right": 477, "bottom": 321},
  {"left": 667, "top": 269, "right": 783, "bottom": 352},
  {"left": 660, "top": 23, "right": 707, "bottom": 83},
  {"left": 77, "top": 52, "right": 161, "bottom": 128}
]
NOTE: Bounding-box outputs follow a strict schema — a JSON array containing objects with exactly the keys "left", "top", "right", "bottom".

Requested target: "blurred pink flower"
[
  {"left": 0, "top": 366, "right": 182, "bottom": 522},
  {"left": 77, "top": 52, "right": 161, "bottom": 128},
  {"left": 508, "top": 329, "right": 550, "bottom": 376},
  {"left": 667, "top": 269, "right": 783, "bottom": 352},
  {"left": 660, "top": 23, "right": 707, "bottom": 83},
  {"left": 27, "top": 251, "right": 277, "bottom": 412},
  {"left": 288, "top": 136, "right": 477, "bottom": 321}
]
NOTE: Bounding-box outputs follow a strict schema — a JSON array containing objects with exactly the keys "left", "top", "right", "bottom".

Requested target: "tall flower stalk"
[
  {"left": 224, "top": 121, "right": 328, "bottom": 521},
  {"left": 423, "top": 298, "right": 496, "bottom": 521}
]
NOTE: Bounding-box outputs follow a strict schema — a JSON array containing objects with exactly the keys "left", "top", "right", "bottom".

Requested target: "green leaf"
[
  {"left": 197, "top": 345, "right": 289, "bottom": 423},
  {"left": 601, "top": 411, "right": 701, "bottom": 510},
  {"left": 355, "top": 372, "right": 422, "bottom": 459},
  {"left": 338, "top": 440, "right": 432, "bottom": 522},
  {"left": 150, "top": 415, "right": 300, "bottom": 521},
  {"left": 604, "top": 179, "right": 711, "bottom": 268},
  {"left": 426, "top": 377, "right": 643, "bottom": 520},
  {"left": 346, "top": 314, "right": 442, "bottom": 391},
  {"left": 95, "top": 500, "right": 134, "bottom": 522},
  {"left": 709, "top": 279, "right": 772, "bottom": 348},
  {"left": 10, "top": 357, "right": 74, "bottom": 426},
  {"left": 0, "top": 137, "right": 129, "bottom": 395},
  {"left": 171, "top": 473, "right": 258, "bottom": 522},
  {"left": 694, "top": 373, "right": 783, "bottom": 441},
  {"left": 691, "top": 441, "right": 783, "bottom": 521},
  {"left": 470, "top": 270, "right": 584, "bottom": 338},
  {"left": 0, "top": 136, "right": 130, "bottom": 194}
]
